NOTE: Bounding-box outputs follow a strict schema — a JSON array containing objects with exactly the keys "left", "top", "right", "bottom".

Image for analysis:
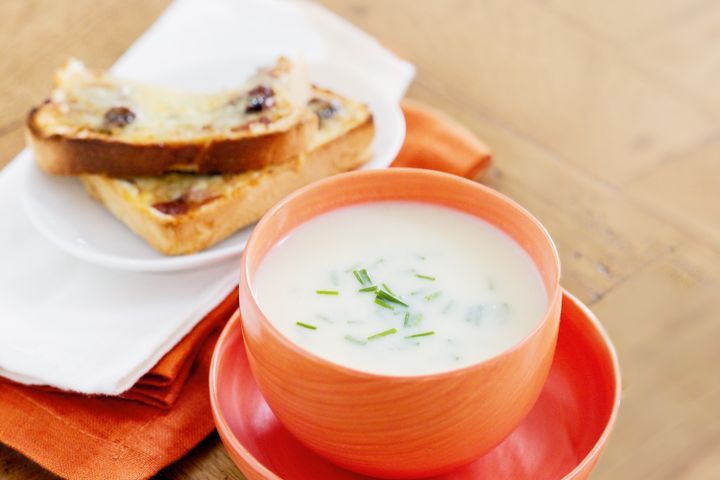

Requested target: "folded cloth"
[
  {"left": 0, "top": 297, "right": 238, "bottom": 480},
  {"left": 17, "top": 290, "right": 239, "bottom": 410},
  {"left": 0, "top": 101, "right": 492, "bottom": 480},
  {"left": 117, "top": 293, "right": 237, "bottom": 409}
]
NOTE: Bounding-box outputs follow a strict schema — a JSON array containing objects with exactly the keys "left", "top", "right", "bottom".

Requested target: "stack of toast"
[{"left": 26, "top": 57, "right": 375, "bottom": 255}]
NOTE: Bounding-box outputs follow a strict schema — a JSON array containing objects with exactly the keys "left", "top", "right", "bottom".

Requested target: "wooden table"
[{"left": 1, "top": 1, "right": 718, "bottom": 478}]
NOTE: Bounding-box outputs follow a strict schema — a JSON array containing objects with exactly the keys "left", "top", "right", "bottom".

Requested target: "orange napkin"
[
  {"left": 394, "top": 99, "right": 491, "bottom": 178},
  {"left": 0, "top": 101, "right": 491, "bottom": 480}
]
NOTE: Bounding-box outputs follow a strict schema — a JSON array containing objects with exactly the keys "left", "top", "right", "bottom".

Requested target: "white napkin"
[{"left": 0, "top": 0, "right": 414, "bottom": 395}]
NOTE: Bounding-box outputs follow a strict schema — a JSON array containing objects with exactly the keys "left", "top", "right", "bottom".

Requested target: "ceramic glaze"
[{"left": 254, "top": 201, "right": 547, "bottom": 376}]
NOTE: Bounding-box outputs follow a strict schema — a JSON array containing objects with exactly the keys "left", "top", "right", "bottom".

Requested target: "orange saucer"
[{"left": 210, "top": 290, "right": 621, "bottom": 480}]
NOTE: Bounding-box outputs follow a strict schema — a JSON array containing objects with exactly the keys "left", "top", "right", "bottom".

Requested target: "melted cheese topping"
[{"left": 37, "top": 58, "right": 309, "bottom": 143}]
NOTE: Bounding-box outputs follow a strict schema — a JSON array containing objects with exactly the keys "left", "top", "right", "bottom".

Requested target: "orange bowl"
[
  {"left": 239, "top": 168, "right": 562, "bottom": 478},
  {"left": 210, "top": 291, "right": 621, "bottom": 480}
]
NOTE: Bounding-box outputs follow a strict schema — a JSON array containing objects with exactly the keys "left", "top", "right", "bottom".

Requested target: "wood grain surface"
[{"left": 1, "top": 0, "right": 718, "bottom": 479}]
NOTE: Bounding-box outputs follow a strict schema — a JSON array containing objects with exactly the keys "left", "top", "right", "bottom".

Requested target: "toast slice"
[
  {"left": 80, "top": 88, "right": 375, "bottom": 255},
  {"left": 27, "top": 57, "right": 317, "bottom": 176}
]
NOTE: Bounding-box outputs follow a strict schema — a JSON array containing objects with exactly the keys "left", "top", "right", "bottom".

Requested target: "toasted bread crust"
[
  {"left": 26, "top": 107, "right": 319, "bottom": 176},
  {"left": 80, "top": 116, "right": 375, "bottom": 255}
]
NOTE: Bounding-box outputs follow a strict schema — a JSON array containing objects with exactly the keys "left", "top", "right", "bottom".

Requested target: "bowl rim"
[
  {"left": 560, "top": 290, "right": 622, "bottom": 479},
  {"left": 240, "top": 167, "right": 562, "bottom": 381},
  {"left": 208, "top": 289, "right": 622, "bottom": 480}
]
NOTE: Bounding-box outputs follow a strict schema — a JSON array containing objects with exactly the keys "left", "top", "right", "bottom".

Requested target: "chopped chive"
[
  {"left": 316, "top": 290, "right": 339, "bottom": 295},
  {"left": 368, "top": 328, "right": 397, "bottom": 340},
  {"left": 352, "top": 268, "right": 372, "bottom": 286},
  {"left": 296, "top": 322, "right": 317, "bottom": 330},
  {"left": 358, "top": 285, "right": 378, "bottom": 292},
  {"left": 417, "top": 255, "right": 426, "bottom": 260},
  {"left": 405, "top": 331, "right": 435, "bottom": 339},
  {"left": 410, "top": 289, "right": 427, "bottom": 296},
  {"left": 424, "top": 291, "right": 442, "bottom": 302},
  {"left": 415, "top": 274, "right": 436, "bottom": 281},
  {"left": 375, "top": 298, "right": 395, "bottom": 310},
  {"left": 403, "top": 311, "right": 411, "bottom": 327},
  {"left": 381, "top": 283, "right": 395, "bottom": 295},
  {"left": 346, "top": 320, "right": 365, "bottom": 324},
  {"left": 344, "top": 335, "right": 367, "bottom": 345},
  {"left": 376, "top": 289, "right": 409, "bottom": 307},
  {"left": 361, "top": 269, "right": 371, "bottom": 283}
]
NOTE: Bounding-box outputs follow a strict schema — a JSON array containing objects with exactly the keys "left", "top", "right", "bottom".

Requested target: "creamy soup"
[{"left": 254, "top": 202, "right": 547, "bottom": 376}]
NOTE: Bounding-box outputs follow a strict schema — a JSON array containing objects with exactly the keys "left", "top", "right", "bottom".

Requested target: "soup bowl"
[{"left": 239, "top": 168, "right": 562, "bottom": 478}]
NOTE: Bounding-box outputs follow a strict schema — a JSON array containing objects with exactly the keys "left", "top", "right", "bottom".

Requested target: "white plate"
[{"left": 22, "top": 58, "right": 405, "bottom": 272}]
